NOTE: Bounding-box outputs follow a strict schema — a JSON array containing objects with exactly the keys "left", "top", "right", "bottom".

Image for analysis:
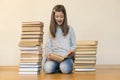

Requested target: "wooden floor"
[{"left": 0, "top": 65, "right": 120, "bottom": 80}]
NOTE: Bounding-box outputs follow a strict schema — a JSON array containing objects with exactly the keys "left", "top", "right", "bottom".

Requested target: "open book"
[{"left": 49, "top": 51, "right": 73, "bottom": 62}]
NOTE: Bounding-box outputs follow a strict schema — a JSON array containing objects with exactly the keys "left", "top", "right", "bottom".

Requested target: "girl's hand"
[
  {"left": 46, "top": 54, "right": 52, "bottom": 60},
  {"left": 68, "top": 50, "right": 75, "bottom": 57}
]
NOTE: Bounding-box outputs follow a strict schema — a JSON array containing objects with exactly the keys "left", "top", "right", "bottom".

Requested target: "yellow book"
[
  {"left": 22, "top": 27, "right": 43, "bottom": 32},
  {"left": 22, "top": 21, "right": 43, "bottom": 25},
  {"left": 22, "top": 31, "right": 44, "bottom": 35},
  {"left": 49, "top": 51, "right": 73, "bottom": 62},
  {"left": 76, "top": 40, "right": 98, "bottom": 46},
  {"left": 18, "top": 41, "right": 41, "bottom": 47},
  {"left": 21, "top": 53, "right": 42, "bottom": 59},
  {"left": 20, "top": 59, "right": 42, "bottom": 63}
]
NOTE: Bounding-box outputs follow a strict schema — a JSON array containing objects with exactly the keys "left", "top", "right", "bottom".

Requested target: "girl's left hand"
[{"left": 68, "top": 50, "right": 75, "bottom": 57}]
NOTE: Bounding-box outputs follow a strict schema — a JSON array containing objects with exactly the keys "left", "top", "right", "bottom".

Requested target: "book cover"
[
  {"left": 19, "top": 67, "right": 41, "bottom": 71},
  {"left": 20, "top": 59, "right": 42, "bottom": 63},
  {"left": 74, "top": 60, "right": 96, "bottom": 64},
  {"left": 22, "top": 21, "right": 43, "bottom": 25},
  {"left": 20, "top": 46, "right": 42, "bottom": 51},
  {"left": 74, "top": 68, "right": 96, "bottom": 72},
  {"left": 19, "top": 71, "right": 40, "bottom": 74},
  {"left": 20, "top": 64, "right": 41, "bottom": 68},
  {"left": 76, "top": 45, "right": 97, "bottom": 49},
  {"left": 76, "top": 51, "right": 96, "bottom": 55},
  {"left": 22, "top": 31, "right": 44, "bottom": 35},
  {"left": 49, "top": 51, "right": 73, "bottom": 62},
  {"left": 21, "top": 53, "right": 42, "bottom": 58},
  {"left": 75, "top": 57, "right": 96, "bottom": 61},
  {"left": 75, "top": 54, "right": 96, "bottom": 58},
  {"left": 21, "top": 38, "right": 43, "bottom": 42},
  {"left": 76, "top": 40, "right": 98, "bottom": 46},
  {"left": 20, "top": 62, "right": 41, "bottom": 65},
  {"left": 73, "top": 65, "right": 95, "bottom": 69},
  {"left": 21, "top": 34, "right": 43, "bottom": 39},
  {"left": 19, "top": 41, "right": 41, "bottom": 47},
  {"left": 22, "top": 27, "right": 43, "bottom": 32},
  {"left": 21, "top": 50, "right": 42, "bottom": 54},
  {"left": 76, "top": 48, "right": 97, "bottom": 52}
]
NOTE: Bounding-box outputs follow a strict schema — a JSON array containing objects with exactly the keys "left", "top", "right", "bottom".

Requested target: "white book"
[
  {"left": 19, "top": 71, "right": 40, "bottom": 74},
  {"left": 74, "top": 68, "right": 96, "bottom": 72},
  {"left": 20, "top": 64, "right": 41, "bottom": 68},
  {"left": 75, "top": 57, "right": 96, "bottom": 61},
  {"left": 20, "top": 46, "right": 42, "bottom": 51},
  {"left": 76, "top": 51, "right": 96, "bottom": 55},
  {"left": 21, "top": 36, "right": 43, "bottom": 39},
  {"left": 20, "top": 62, "right": 41, "bottom": 65},
  {"left": 20, "top": 58, "right": 41, "bottom": 60},
  {"left": 19, "top": 67, "right": 41, "bottom": 71},
  {"left": 21, "top": 50, "right": 42, "bottom": 54}
]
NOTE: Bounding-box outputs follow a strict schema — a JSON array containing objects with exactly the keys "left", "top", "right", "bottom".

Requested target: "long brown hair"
[{"left": 49, "top": 4, "right": 69, "bottom": 38}]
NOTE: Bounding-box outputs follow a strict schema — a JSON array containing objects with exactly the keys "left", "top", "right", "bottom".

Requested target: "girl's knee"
[
  {"left": 44, "top": 65, "right": 54, "bottom": 73},
  {"left": 44, "top": 61, "right": 57, "bottom": 73},
  {"left": 59, "top": 63, "right": 72, "bottom": 74}
]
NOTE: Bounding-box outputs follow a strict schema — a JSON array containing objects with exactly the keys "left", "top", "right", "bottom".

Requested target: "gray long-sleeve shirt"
[{"left": 45, "top": 26, "right": 76, "bottom": 57}]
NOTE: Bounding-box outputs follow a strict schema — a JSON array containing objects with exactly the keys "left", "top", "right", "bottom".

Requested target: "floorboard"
[{"left": 0, "top": 65, "right": 120, "bottom": 80}]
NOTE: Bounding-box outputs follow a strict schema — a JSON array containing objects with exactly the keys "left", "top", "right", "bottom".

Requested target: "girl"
[{"left": 44, "top": 4, "right": 76, "bottom": 74}]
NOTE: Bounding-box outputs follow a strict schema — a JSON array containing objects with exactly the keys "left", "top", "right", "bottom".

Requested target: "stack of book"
[
  {"left": 74, "top": 40, "right": 98, "bottom": 72},
  {"left": 18, "top": 21, "right": 44, "bottom": 74}
]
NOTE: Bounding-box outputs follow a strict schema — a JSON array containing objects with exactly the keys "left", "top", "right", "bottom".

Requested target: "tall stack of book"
[
  {"left": 18, "top": 21, "right": 44, "bottom": 74},
  {"left": 74, "top": 40, "right": 98, "bottom": 72}
]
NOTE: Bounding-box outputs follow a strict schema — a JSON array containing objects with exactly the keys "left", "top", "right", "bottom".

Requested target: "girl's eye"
[{"left": 55, "top": 16, "right": 59, "bottom": 18}]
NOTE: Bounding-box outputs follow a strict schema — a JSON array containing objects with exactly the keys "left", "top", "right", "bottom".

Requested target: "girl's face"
[{"left": 54, "top": 11, "right": 64, "bottom": 26}]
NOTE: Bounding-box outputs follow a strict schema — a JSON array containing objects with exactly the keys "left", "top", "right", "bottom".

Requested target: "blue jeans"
[{"left": 44, "top": 58, "right": 73, "bottom": 74}]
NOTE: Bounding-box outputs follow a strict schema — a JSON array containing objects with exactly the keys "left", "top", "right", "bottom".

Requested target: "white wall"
[{"left": 0, "top": 0, "right": 120, "bottom": 66}]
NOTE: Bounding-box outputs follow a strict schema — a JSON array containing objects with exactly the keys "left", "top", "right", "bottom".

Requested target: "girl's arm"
[
  {"left": 45, "top": 33, "right": 53, "bottom": 60},
  {"left": 70, "top": 27, "right": 76, "bottom": 51},
  {"left": 69, "top": 27, "right": 76, "bottom": 56}
]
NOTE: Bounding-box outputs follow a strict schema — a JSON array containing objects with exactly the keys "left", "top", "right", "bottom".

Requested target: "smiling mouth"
[{"left": 58, "top": 21, "right": 62, "bottom": 23}]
